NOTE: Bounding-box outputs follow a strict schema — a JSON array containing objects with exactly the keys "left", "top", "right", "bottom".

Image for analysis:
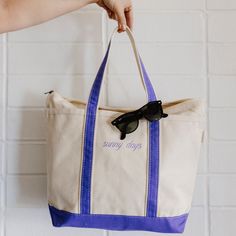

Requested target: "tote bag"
[{"left": 44, "top": 26, "right": 206, "bottom": 233}]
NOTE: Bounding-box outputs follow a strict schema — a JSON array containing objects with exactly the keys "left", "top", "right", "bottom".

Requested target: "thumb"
[{"left": 113, "top": 1, "right": 127, "bottom": 32}]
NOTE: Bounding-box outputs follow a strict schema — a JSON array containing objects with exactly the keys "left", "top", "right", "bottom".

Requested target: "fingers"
[
  {"left": 98, "top": 0, "right": 133, "bottom": 33},
  {"left": 124, "top": 6, "right": 133, "bottom": 31},
  {"left": 113, "top": 1, "right": 127, "bottom": 32}
]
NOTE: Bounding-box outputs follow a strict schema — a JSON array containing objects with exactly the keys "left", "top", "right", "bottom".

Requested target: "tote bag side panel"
[
  {"left": 90, "top": 110, "right": 149, "bottom": 216},
  {"left": 158, "top": 117, "right": 204, "bottom": 217},
  {"left": 46, "top": 111, "right": 85, "bottom": 214}
]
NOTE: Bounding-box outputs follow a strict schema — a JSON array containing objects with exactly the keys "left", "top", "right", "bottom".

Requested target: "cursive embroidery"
[
  {"left": 103, "top": 141, "right": 123, "bottom": 151},
  {"left": 102, "top": 140, "right": 142, "bottom": 151},
  {"left": 126, "top": 141, "right": 142, "bottom": 151}
]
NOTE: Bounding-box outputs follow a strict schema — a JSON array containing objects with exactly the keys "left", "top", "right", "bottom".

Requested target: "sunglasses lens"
[
  {"left": 142, "top": 102, "right": 162, "bottom": 121},
  {"left": 145, "top": 110, "right": 162, "bottom": 121},
  {"left": 117, "top": 120, "right": 138, "bottom": 134},
  {"left": 126, "top": 120, "right": 139, "bottom": 133}
]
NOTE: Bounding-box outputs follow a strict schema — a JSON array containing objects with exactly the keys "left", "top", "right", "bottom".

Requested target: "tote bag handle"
[
  {"left": 86, "top": 26, "right": 157, "bottom": 113},
  {"left": 80, "top": 26, "right": 160, "bottom": 215}
]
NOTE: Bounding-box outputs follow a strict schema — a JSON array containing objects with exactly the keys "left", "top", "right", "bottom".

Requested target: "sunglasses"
[{"left": 111, "top": 100, "right": 168, "bottom": 140}]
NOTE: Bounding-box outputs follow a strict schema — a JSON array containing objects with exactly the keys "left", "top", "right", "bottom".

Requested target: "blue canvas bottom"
[{"left": 48, "top": 204, "right": 188, "bottom": 233}]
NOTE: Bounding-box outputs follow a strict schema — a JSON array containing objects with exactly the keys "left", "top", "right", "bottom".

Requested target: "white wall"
[{"left": 0, "top": 0, "right": 236, "bottom": 235}]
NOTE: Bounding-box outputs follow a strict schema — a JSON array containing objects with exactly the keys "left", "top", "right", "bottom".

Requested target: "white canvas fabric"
[
  {"left": 44, "top": 26, "right": 206, "bottom": 233},
  {"left": 45, "top": 93, "right": 205, "bottom": 217}
]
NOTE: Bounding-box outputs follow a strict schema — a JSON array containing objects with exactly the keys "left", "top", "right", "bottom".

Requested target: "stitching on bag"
[
  {"left": 144, "top": 122, "right": 149, "bottom": 217},
  {"left": 81, "top": 92, "right": 94, "bottom": 214},
  {"left": 140, "top": 57, "right": 159, "bottom": 218},
  {"left": 81, "top": 84, "right": 94, "bottom": 214},
  {"left": 147, "top": 123, "right": 152, "bottom": 216},
  {"left": 80, "top": 42, "right": 112, "bottom": 215},
  {"left": 78, "top": 106, "right": 86, "bottom": 213},
  {"left": 81, "top": 54, "right": 106, "bottom": 214},
  {"left": 89, "top": 63, "right": 109, "bottom": 213},
  {"left": 147, "top": 122, "right": 159, "bottom": 217},
  {"left": 80, "top": 102, "right": 91, "bottom": 213},
  {"left": 49, "top": 204, "right": 189, "bottom": 219},
  {"left": 81, "top": 111, "right": 92, "bottom": 213},
  {"left": 87, "top": 111, "right": 95, "bottom": 214},
  {"left": 80, "top": 110, "right": 88, "bottom": 214},
  {"left": 87, "top": 65, "right": 107, "bottom": 212},
  {"left": 156, "top": 121, "right": 160, "bottom": 216},
  {"left": 87, "top": 109, "right": 96, "bottom": 213}
]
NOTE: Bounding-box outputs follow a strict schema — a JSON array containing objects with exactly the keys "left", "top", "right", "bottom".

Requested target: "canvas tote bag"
[{"left": 44, "top": 26, "right": 206, "bottom": 233}]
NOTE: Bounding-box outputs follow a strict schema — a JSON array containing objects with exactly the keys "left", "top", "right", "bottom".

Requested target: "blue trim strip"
[
  {"left": 49, "top": 205, "right": 188, "bottom": 233},
  {"left": 139, "top": 56, "right": 156, "bottom": 101},
  {"left": 146, "top": 121, "right": 159, "bottom": 217},
  {"left": 80, "top": 42, "right": 112, "bottom": 214},
  {"left": 139, "top": 57, "right": 159, "bottom": 217}
]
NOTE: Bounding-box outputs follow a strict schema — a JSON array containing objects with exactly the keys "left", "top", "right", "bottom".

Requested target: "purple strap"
[
  {"left": 49, "top": 204, "right": 188, "bottom": 233},
  {"left": 80, "top": 39, "right": 160, "bottom": 218}
]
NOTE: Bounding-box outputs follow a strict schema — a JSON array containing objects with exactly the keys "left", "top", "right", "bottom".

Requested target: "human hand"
[{"left": 96, "top": 0, "right": 133, "bottom": 33}]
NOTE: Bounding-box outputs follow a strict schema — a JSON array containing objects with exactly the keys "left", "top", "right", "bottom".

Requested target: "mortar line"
[
  {"left": 204, "top": 0, "right": 211, "bottom": 235},
  {"left": 2, "top": 32, "right": 8, "bottom": 236}
]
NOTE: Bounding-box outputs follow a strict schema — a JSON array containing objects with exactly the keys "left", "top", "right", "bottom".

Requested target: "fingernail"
[{"left": 122, "top": 24, "right": 126, "bottom": 30}]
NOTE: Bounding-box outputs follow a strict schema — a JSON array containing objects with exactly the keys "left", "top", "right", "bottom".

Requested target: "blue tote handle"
[{"left": 80, "top": 26, "right": 159, "bottom": 215}]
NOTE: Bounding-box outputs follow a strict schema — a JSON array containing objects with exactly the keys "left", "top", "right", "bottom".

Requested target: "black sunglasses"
[{"left": 111, "top": 100, "right": 168, "bottom": 140}]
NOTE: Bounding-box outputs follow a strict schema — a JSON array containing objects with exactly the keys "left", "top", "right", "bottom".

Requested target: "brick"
[
  {"left": 8, "top": 43, "right": 103, "bottom": 74},
  {"left": 107, "top": 75, "right": 206, "bottom": 106},
  {"left": 0, "top": 143, "right": 2, "bottom": 177},
  {"left": 0, "top": 78, "right": 3, "bottom": 108},
  {"left": 0, "top": 178, "right": 3, "bottom": 209},
  {"left": 207, "top": 0, "right": 236, "bottom": 9},
  {"left": 0, "top": 209, "right": 3, "bottom": 235},
  {"left": 153, "top": 76, "right": 206, "bottom": 101},
  {"left": 210, "top": 175, "right": 236, "bottom": 206},
  {"left": 209, "top": 76, "right": 236, "bottom": 107},
  {"left": 211, "top": 209, "right": 236, "bottom": 236},
  {"left": 208, "top": 12, "right": 236, "bottom": 42},
  {"left": 0, "top": 44, "right": 3, "bottom": 74},
  {"left": 209, "top": 141, "right": 236, "bottom": 172},
  {"left": 198, "top": 141, "right": 207, "bottom": 173},
  {"left": 209, "top": 44, "right": 236, "bottom": 75},
  {"left": 7, "top": 175, "right": 47, "bottom": 207},
  {"left": 108, "top": 12, "right": 204, "bottom": 42},
  {"left": 8, "top": 75, "right": 94, "bottom": 107},
  {"left": 7, "top": 143, "right": 46, "bottom": 174},
  {"left": 0, "top": 109, "right": 3, "bottom": 141},
  {"left": 7, "top": 109, "right": 46, "bottom": 140},
  {"left": 209, "top": 109, "right": 236, "bottom": 140},
  {"left": 181, "top": 208, "right": 206, "bottom": 236},
  {"left": 108, "top": 43, "right": 205, "bottom": 75},
  {"left": 192, "top": 176, "right": 207, "bottom": 206}
]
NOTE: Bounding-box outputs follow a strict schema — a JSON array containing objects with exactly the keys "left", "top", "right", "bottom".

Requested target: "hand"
[{"left": 96, "top": 0, "right": 133, "bottom": 33}]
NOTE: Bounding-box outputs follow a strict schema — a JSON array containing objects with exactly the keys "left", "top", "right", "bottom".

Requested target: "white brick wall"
[{"left": 0, "top": 0, "right": 235, "bottom": 235}]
